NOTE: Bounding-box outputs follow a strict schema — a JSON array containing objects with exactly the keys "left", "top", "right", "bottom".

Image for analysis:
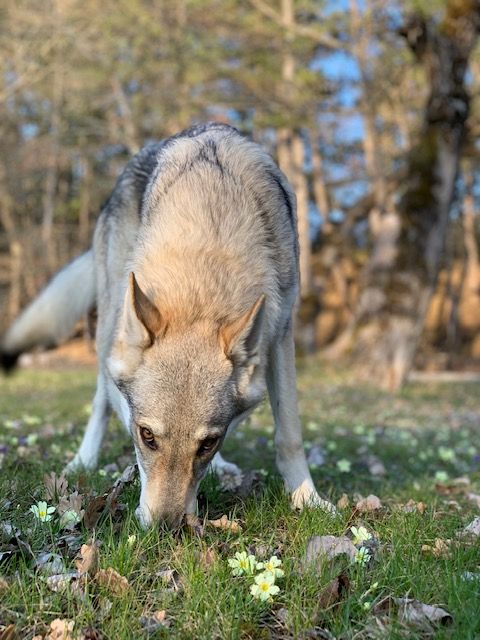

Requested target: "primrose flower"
[
  {"left": 438, "top": 447, "right": 455, "bottom": 462},
  {"left": 256, "top": 555, "right": 284, "bottom": 579},
  {"left": 350, "top": 526, "right": 372, "bottom": 546},
  {"left": 354, "top": 547, "right": 371, "bottom": 566},
  {"left": 59, "top": 509, "right": 81, "bottom": 528},
  {"left": 337, "top": 459, "right": 351, "bottom": 473},
  {"left": 228, "top": 551, "right": 257, "bottom": 576},
  {"left": 30, "top": 501, "right": 55, "bottom": 523},
  {"left": 434, "top": 470, "right": 449, "bottom": 483},
  {"left": 250, "top": 571, "right": 280, "bottom": 601}
]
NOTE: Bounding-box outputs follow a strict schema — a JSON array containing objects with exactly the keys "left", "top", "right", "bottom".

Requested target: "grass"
[{"left": 1, "top": 360, "right": 480, "bottom": 639}]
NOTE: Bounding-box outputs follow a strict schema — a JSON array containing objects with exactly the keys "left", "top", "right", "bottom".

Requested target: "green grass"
[{"left": 1, "top": 361, "right": 480, "bottom": 639}]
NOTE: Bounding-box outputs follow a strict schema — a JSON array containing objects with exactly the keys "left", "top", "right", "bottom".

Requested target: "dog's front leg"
[
  {"left": 65, "top": 372, "right": 111, "bottom": 472},
  {"left": 267, "top": 323, "right": 336, "bottom": 513}
]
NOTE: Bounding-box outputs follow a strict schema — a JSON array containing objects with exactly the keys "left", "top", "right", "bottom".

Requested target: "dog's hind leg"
[
  {"left": 267, "top": 322, "right": 336, "bottom": 513},
  {"left": 65, "top": 372, "right": 111, "bottom": 472}
]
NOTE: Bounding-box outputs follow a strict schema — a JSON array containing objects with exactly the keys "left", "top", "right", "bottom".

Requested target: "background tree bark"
[{"left": 346, "top": 1, "right": 480, "bottom": 390}]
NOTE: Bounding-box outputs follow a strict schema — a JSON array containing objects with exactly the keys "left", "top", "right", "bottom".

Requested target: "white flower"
[
  {"left": 256, "top": 555, "right": 284, "bottom": 579},
  {"left": 30, "top": 501, "right": 55, "bottom": 522},
  {"left": 354, "top": 547, "right": 371, "bottom": 565},
  {"left": 363, "top": 600, "right": 372, "bottom": 610},
  {"left": 337, "top": 459, "right": 351, "bottom": 473},
  {"left": 228, "top": 551, "right": 257, "bottom": 576},
  {"left": 250, "top": 571, "right": 280, "bottom": 601},
  {"left": 127, "top": 534, "right": 137, "bottom": 547},
  {"left": 59, "top": 509, "right": 81, "bottom": 528},
  {"left": 350, "top": 526, "right": 372, "bottom": 546},
  {"left": 434, "top": 470, "right": 449, "bottom": 483}
]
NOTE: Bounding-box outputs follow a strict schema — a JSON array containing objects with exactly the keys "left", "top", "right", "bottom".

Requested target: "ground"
[{"left": 0, "top": 359, "right": 479, "bottom": 639}]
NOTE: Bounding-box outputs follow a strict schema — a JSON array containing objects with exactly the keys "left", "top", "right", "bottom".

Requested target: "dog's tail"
[{"left": 1, "top": 249, "right": 96, "bottom": 372}]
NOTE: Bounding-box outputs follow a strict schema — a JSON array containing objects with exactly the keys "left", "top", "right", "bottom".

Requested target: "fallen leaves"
[
  {"left": 45, "top": 619, "right": 76, "bottom": 640},
  {"left": 303, "top": 535, "right": 357, "bottom": 569},
  {"left": 400, "top": 499, "right": 427, "bottom": 514},
  {"left": 458, "top": 516, "right": 480, "bottom": 539},
  {"left": 421, "top": 538, "right": 450, "bottom": 558},
  {"left": 394, "top": 598, "right": 452, "bottom": 628},
  {"left": 83, "top": 464, "right": 137, "bottom": 530},
  {"left": 355, "top": 495, "right": 382, "bottom": 513},
  {"left": 139, "top": 610, "right": 171, "bottom": 634},
  {"left": 0, "top": 625, "right": 17, "bottom": 640},
  {"left": 75, "top": 541, "right": 99, "bottom": 577},
  {"left": 208, "top": 514, "right": 242, "bottom": 533},
  {"left": 95, "top": 568, "right": 130, "bottom": 596},
  {"left": 317, "top": 573, "right": 350, "bottom": 609}
]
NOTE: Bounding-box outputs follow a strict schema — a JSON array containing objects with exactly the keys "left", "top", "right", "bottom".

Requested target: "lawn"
[{"left": 0, "top": 361, "right": 479, "bottom": 639}]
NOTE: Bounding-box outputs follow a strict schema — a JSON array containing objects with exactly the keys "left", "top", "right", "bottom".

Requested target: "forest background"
[{"left": 1, "top": 0, "right": 480, "bottom": 390}]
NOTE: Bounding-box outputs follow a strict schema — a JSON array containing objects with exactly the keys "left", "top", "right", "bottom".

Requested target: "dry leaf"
[
  {"left": 356, "top": 494, "right": 382, "bottom": 512},
  {"left": 435, "top": 477, "right": 470, "bottom": 495},
  {"left": 466, "top": 493, "right": 480, "bottom": 508},
  {"left": 366, "top": 455, "right": 386, "bottom": 477},
  {"left": 45, "top": 618, "right": 76, "bottom": 640},
  {"left": 337, "top": 494, "right": 350, "bottom": 510},
  {"left": 208, "top": 514, "right": 242, "bottom": 533},
  {"left": 84, "top": 465, "right": 137, "bottom": 529},
  {"left": 79, "top": 628, "right": 103, "bottom": 640},
  {"left": 83, "top": 496, "right": 107, "bottom": 530},
  {"left": 156, "top": 568, "right": 183, "bottom": 592},
  {"left": 458, "top": 516, "right": 480, "bottom": 538},
  {"left": 35, "top": 552, "right": 65, "bottom": 576},
  {"left": 401, "top": 499, "right": 426, "bottom": 514},
  {"left": 303, "top": 535, "right": 357, "bottom": 569},
  {"left": 317, "top": 573, "right": 350, "bottom": 609},
  {"left": 0, "top": 577, "right": 9, "bottom": 593},
  {"left": 421, "top": 538, "right": 450, "bottom": 558},
  {"left": 95, "top": 568, "right": 129, "bottom": 595},
  {"left": 0, "top": 624, "right": 17, "bottom": 640},
  {"left": 197, "top": 547, "right": 217, "bottom": 568},
  {"left": 58, "top": 491, "right": 84, "bottom": 517},
  {"left": 44, "top": 471, "right": 69, "bottom": 502},
  {"left": 395, "top": 597, "right": 452, "bottom": 628},
  {"left": 139, "top": 610, "right": 171, "bottom": 634},
  {"left": 46, "top": 572, "right": 80, "bottom": 592},
  {"left": 235, "top": 470, "right": 265, "bottom": 498},
  {"left": 75, "top": 541, "right": 99, "bottom": 576}
]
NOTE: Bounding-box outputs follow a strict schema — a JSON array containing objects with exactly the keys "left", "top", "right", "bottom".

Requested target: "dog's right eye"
[{"left": 140, "top": 427, "right": 157, "bottom": 450}]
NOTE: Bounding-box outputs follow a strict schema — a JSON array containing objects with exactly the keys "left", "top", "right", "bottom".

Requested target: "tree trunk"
[
  {"left": 348, "top": 2, "right": 480, "bottom": 390},
  {"left": 276, "top": 0, "right": 312, "bottom": 298},
  {"left": 311, "top": 135, "right": 332, "bottom": 233}
]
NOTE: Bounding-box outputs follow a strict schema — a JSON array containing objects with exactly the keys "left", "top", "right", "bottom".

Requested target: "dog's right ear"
[
  {"left": 120, "top": 272, "right": 167, "bottom": 348},
  {"left": 108, "top": 273, "right": 166, "bottom": 378}
]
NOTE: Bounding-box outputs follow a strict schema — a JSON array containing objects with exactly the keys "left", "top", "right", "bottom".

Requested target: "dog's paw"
[
  {"left": 291, "top": 481, "right": 337, "bottom": 515},
  {"left": 211, "top": 453, "right": 243, "bottom": 490},
  {"left": 64, "top": 454, "right": 97, "bottom": 474}
]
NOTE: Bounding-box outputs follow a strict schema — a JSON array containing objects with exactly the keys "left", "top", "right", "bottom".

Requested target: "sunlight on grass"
[{"left": 0, "top": 362, "right": 479, "bottom": 638}]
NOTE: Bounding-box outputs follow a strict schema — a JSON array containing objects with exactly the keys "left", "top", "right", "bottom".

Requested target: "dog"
[{"left": 1, "top": 123, "right": 334, "bottom": 527}]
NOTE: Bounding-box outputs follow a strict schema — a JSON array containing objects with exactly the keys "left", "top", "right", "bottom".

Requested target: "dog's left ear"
[{"left": 220, "top": 295, "right": 266, "bottom": 362}]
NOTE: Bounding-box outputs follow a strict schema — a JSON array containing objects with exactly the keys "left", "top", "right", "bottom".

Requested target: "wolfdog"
[{"left": 1, "top": 123, "right": 333, "bottom": 526}]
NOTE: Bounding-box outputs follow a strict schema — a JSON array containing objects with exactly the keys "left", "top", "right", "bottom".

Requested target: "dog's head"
[{"left": 108, "top": 273, "right": 266, "bottom": 528}]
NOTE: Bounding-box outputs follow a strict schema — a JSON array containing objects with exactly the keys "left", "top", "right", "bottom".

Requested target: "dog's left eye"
[
  {"left": 140, "top": 427, "right": 157, "bottom": 450},
  {"left": 197, "top": 436, "right": 220, "bottom": 457}
]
